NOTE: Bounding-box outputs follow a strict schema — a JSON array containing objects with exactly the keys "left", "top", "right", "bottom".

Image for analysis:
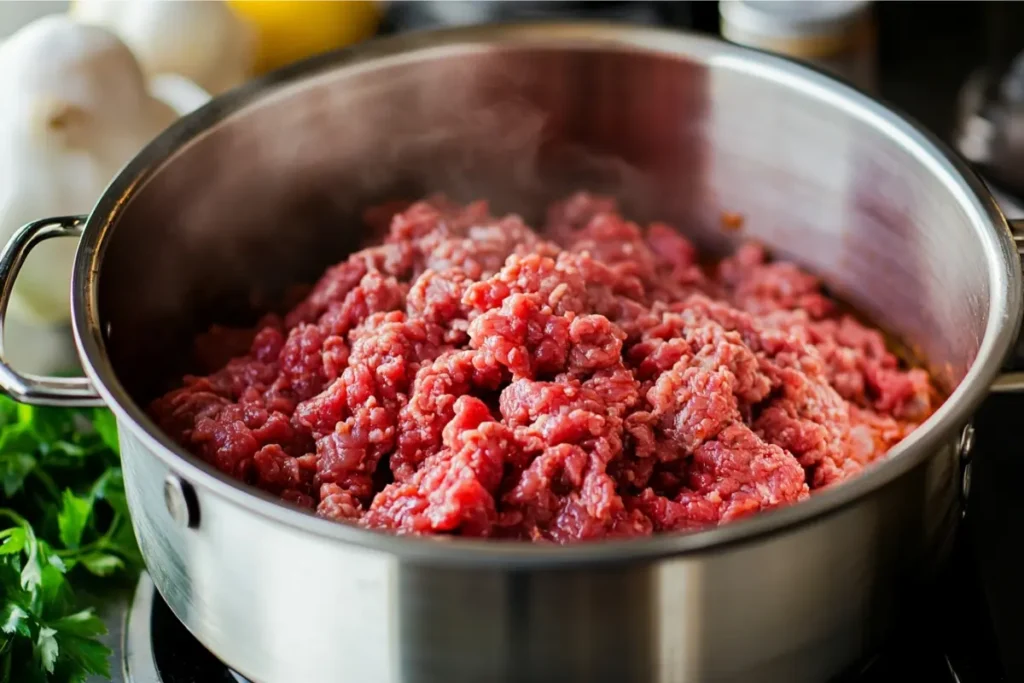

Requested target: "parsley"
[{"left": 0, "top": 395, "right": 141, "bottom": 682}]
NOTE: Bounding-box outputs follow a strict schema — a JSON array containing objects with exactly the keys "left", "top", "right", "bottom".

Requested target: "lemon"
[{"left": 226, "top": 0, "right": 381, "bottom": 74}]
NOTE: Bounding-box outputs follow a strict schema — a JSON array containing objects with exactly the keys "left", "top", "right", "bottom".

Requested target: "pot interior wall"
[{"left": 94, "top": 39, "right": 993, "bottom": 405}]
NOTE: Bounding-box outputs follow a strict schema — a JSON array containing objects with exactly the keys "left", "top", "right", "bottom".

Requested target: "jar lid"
[{"left": 720, "top": 0, "right": 872, "bottom": 39}]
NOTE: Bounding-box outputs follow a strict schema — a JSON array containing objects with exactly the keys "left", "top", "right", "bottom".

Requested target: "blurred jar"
[
  {"left": 227, "top": 0, "right": 382, "bottom": 75},
  {"left": 720, "top": 0, "right": 877, "bottom": 93}
]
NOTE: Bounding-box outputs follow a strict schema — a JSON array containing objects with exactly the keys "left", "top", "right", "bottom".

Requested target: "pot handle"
[
  {"left": 991, "top": 218, "right": 1024, "bottom": 392},
  {"left": 0, "top": 216, "right": 104, "bottom": 407}
]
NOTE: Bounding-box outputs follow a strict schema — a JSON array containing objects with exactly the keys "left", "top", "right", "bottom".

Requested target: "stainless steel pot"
[{"left": 1, "top": 23, "right": 1022, "bottom": 683}]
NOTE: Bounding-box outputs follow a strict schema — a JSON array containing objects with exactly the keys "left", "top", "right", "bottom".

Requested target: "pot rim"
[{"left": 70, "top": 22, "right": 1023, "bottom": 568}]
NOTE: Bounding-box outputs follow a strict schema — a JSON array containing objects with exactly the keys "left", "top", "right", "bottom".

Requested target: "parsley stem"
[
  {"left": 53, "top": 514, "right": 124, "bottom": 558},
  {"left": 0, "top": 509, "right": 29, "bottom": 529}
]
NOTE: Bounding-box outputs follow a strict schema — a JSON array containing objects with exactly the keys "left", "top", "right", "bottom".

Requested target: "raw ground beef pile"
[{"left": 150, "top": 193, "right": 939, "bottom": 542}]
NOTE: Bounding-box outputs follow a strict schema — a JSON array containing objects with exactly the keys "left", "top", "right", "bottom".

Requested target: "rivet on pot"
[
  {"left": 959, "top": 423, "right": 976, "bottom": 517},
  {"left": 958, "top": 423, "right": 976, "bottom": 463},
  {"left": 164, "top": 475, "right": 200, "bottom": 529}
]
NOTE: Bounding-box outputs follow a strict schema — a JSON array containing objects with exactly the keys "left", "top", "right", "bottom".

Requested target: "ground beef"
[{"left": 149, "top": 193, "right": 940, "bottom": 543}]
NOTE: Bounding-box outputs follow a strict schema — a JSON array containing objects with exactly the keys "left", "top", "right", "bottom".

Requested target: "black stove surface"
[{"left": 147, "top": 597, "right": 239, "bottom": 683}]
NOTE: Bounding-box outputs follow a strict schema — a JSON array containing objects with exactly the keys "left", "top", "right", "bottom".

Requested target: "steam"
[{"left": 102, "top": 47, "right": 666, "bottom": 399}]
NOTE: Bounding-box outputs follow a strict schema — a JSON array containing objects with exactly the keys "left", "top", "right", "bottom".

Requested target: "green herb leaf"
[
  {"left": 56, "top": 636, "right": 111, "bottom": 680},
  {"left": 53, "top": 636, "right": 111, "bottom": 681},
  {"left": 0, "top": 399, "right": 138, "bottom": 683},
  {"left": 19, "top": 405, "right": 62, "bottom": 444},
  {"left": 47, "top": 551, "right": 66, "bottom": 574},
  {"left": 0, "top": 604, "right": 29, "bottom": 637},
  {"left": 0, "top": 528, "right": 25, "bottom": 555},
  {"left": 38, "top": 563, "right": 72, "bottom": 618},
  {"left": 18, "top": 528, "right": 41, "bottom": 592},
  {"left": 0, "top": 453, "right": 35, "bottom": 498},
  {"left": 78, "top": 554, "right": 123, "bottom": 578},
  {"left": 0, "top": 424, "right": 41, "bottom": 454},
  {"left": 90, "top": 469, "right": 127, "bottom": 516},
  {"left": 0, "top": 395, "right": 18, "bottom": 426},
  {"left": 106, "top": 522, "right": 142, "bottom": 571},
  {"left": 49, "top": 609, "right": 105, "bottom": 639},
  {"left": 90, "top": 411, "right": 119, "bottom": 456},
  {"left": 49, "top": 441, "right": 86, "bottom": 459},
  {"left": 35, "top": 627, "right": 58, "bottom": 673},
  {"left": 56, "top": 492, "right": 91, "bottom": 551}
]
